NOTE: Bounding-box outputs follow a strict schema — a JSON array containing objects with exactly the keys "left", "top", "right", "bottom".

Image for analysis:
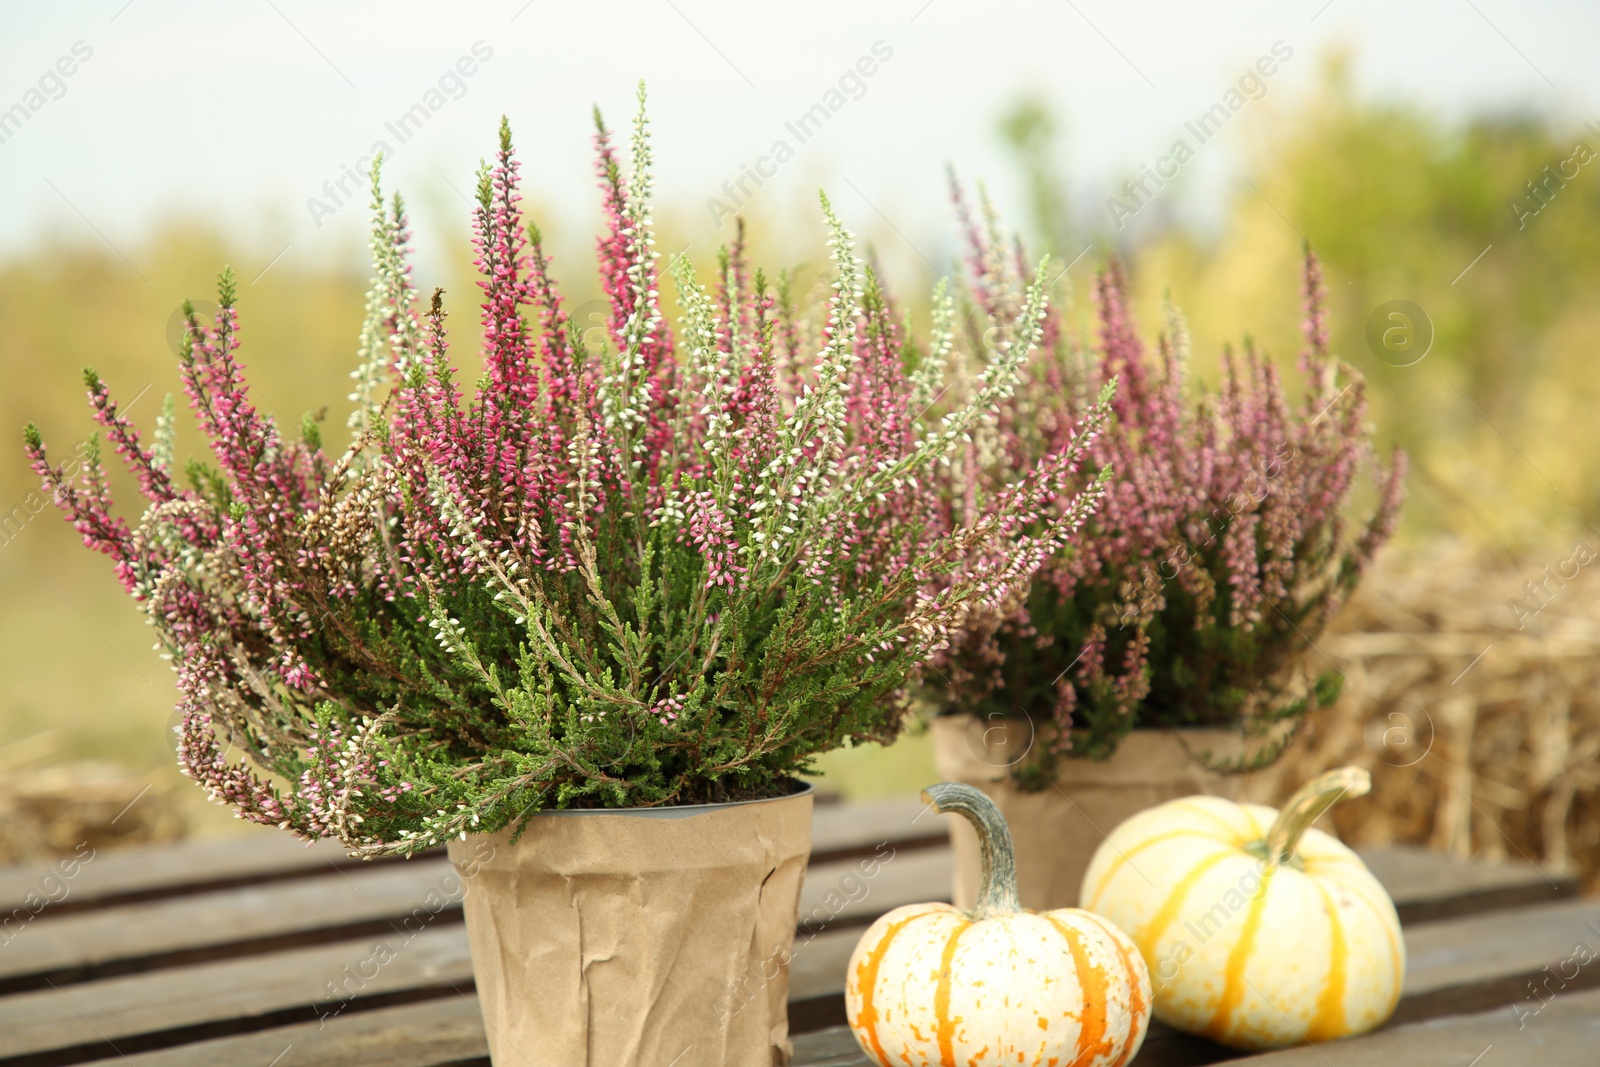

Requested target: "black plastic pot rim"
[{"left": 529, "top": 778, "right": 815, "bottom": 820}]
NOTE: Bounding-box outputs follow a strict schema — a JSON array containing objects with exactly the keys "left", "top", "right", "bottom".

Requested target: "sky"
[{"left": 0, "top": 0, "right": 1594, "bottom": 281}]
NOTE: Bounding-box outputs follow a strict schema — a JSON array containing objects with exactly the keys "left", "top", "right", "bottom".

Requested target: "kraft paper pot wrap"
[
  {"left": 931, "top": 715, "right": 1244, "bottom": 910},
  {"left": 447, "top": 783, "right": 813, "bottom": 1067}
]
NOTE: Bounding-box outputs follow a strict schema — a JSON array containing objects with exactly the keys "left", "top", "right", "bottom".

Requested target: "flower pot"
[
  {"left": 931, "top": 714, "right": 1244, "bottom": 911},
  {"left": 447, "top": 783, "right": 813, "bottom": 1067}
]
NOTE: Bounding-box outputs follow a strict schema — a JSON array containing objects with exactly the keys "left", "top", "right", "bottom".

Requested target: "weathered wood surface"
[
  {"left": 0, "top": 861, "right": 466, "bottom": 993},
  {"left": 809, "top": 796, "right": 945, "bottom": 861},
  {"left": 0, "top": 835, "right": 368, "bottom": 918},
  {"left": 0, "top": 795, "right": 1588, "bottom": 1066},
  {"left": 94, "top": 986, "right": 1600, "bottom": 1067},
  {"left": 1209, "top": 986, "right": 1600, "bottom": 1066},
  {"left": 1361, "top": 845, "right": 1579, "bottom": 924},
  {"left": 53, "top": 997, "right": 493, "bottom": 1067},
  {"left": 1397, "top": 894, "right": 1600, "bottom": 1024},
  {"left": 0, "top": 927, "right": 472, "bottom": 1063}
]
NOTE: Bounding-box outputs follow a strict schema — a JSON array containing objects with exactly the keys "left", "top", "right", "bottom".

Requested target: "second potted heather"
[
  {"left": 922, "top": 184, "right": 1407, "bottom": 910},
  {"left": 24, "top": 96, "right": 1109, "bottom": 1066}
]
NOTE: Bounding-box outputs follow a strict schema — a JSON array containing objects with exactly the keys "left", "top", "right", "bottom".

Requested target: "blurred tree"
[
  {"left": 1242, "top": 56, "right": 1599, "bottom": 427},
  {"left": 998, "top": 91, "right": 1075, "bottom": 259},
  {"left": 1000, "top": 54, "right": 1600, "bottom": 545}
]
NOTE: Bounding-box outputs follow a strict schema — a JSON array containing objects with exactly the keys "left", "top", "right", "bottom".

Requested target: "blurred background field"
[{"left": 4, "top": 47, "right": 1600, "bottom": 877}]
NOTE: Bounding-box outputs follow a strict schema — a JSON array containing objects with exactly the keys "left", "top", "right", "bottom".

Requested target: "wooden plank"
[
  {"left": 1397, "top": 894, "right": 1600, "bottom": 1025},
  {"left": 1360, "top": 845, "right": 1579, "bottom": 924},
  {"left": 1209, "top": 986, "right": 1600, "bottom": 1066},
  {"left": 0, "top": 927, "right": 474, "bottom": 1065},
  {"left": 87, "top": 998, "right": 491, "bottom": 1067},
  {"left": 797, "top": 848, "right": 950, "bottom": 936},
  {"left": 0, "top": 834, "right": 369, "bottom": 919},
  {"left": 788, "top": 928, "right": 859, "bottom": 1034},
  {"left": 0, "top": 860, "right": 463, "bottom": 994},
  {"left": 792, "top": 1026, "right": 872, "bottom": 1067},
  {"left": 809, "top": 796, "right": 944, "bottom": 864},
  {"left": 98, "top": 994, "right": 881, "bottom": 1067}
]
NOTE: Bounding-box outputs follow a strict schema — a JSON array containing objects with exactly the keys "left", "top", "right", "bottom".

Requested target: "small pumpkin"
[
  {"left": 1080, "top": 767, "right": 1404, "bottom": 1051},
  {"left": 846, "top": 782, "right": 1151, "bottom": 1067}
]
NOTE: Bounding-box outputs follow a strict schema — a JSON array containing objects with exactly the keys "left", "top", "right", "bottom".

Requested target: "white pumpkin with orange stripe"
[
  {"left": 846, "top": 782, "right": 1150, "bottom": 1067},
  {"left": 1080, "top": 767, "right": 1404, "bottom": 1051}
]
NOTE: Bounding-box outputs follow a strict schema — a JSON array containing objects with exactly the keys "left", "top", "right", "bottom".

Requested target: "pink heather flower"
[
  {"left": 25, "top": 97, "right": 1111, "bottom": 855},
  {"left": 928, "top": 177, "right": 1406, "bottom": 765}
]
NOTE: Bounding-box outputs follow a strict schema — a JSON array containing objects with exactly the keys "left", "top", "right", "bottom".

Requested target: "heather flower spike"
[
  {"left": 348, "top": 153, "right": 422, "bottom": 436},
  {"left": 25, "top": 91, "right": 1110, "bottom": 856}
]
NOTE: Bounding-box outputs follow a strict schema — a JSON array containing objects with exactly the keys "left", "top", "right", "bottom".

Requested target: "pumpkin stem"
[
  {"left": 1263, "top": 766, "right": 1370, "bottom": 864},
  {"left": 922, "top": 782, "right": 1020, "bottom": 920}
]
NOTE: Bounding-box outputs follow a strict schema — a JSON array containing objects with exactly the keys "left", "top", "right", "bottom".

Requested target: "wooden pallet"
[{"left": 0, "top": 795, "right": 1585, "bottom": 1066}]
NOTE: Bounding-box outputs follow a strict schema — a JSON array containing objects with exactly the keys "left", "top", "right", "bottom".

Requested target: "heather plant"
[
  {"left": 924, "top": 181, "right": 1406, "bottom": 782},
  {"left": 23, "top": 92, "right": 1110, "bottom": 856}
]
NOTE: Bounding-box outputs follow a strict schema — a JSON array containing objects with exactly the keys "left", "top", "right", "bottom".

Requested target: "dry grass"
[
  {"left": 0, "top": 734, "right": 188, "bottom": 864},
  {"left": 1243, "top": 538, "right": 1600, "bottom": 890}
]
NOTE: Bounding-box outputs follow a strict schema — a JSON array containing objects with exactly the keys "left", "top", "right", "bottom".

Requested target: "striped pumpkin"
[
  {"left": 1080, "top": 767, "right": 1404, "bottom": 1051},
  {"left": 846, "top": 782, "right": 1150, "bottom": 1067}
]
